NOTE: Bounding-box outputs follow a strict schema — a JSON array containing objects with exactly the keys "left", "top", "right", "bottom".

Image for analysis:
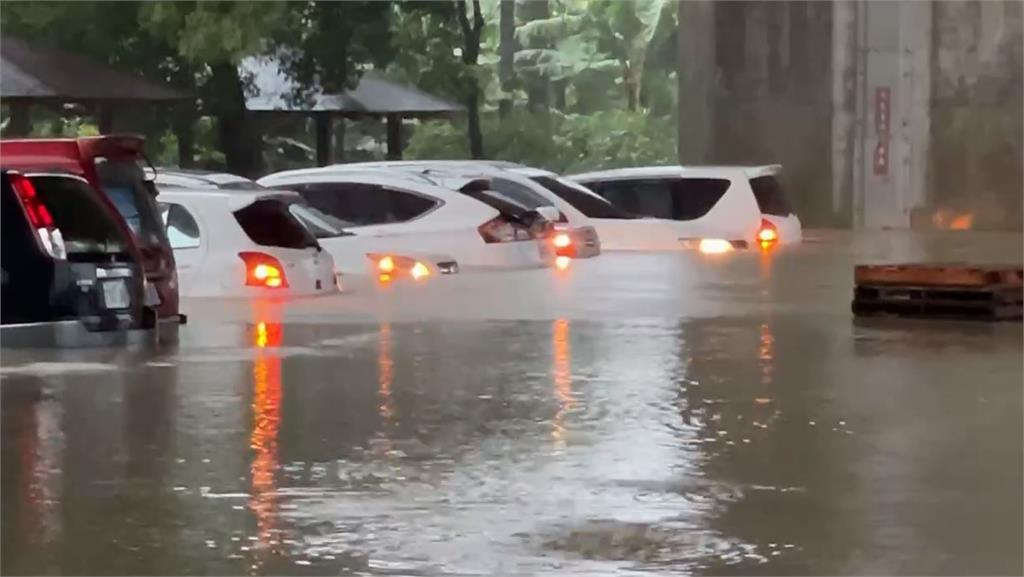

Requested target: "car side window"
[
  {"left": 295, "top": 183, "right": 437, "bottom": 225},
  {"left": 595, "top": 179, "right": 674, "bottom": 219},
  {"left": 670, "top": 178, "right": 731, "bottom": 220},
  {"left": 159, "top": 203, "right": 201, "bottom": 249}
]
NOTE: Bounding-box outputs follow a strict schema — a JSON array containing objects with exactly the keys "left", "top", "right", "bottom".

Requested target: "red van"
[{"left": 0, "top": 135, "right": 184, "bottom": 339}]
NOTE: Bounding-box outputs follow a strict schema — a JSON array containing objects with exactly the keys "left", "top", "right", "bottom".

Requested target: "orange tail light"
[{"left": 239, "top": 252, "right": 289, "bottom": 288}]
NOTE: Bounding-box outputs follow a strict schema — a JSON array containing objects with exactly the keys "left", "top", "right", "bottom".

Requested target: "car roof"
[
  {"left": 568, "top": 164, "right": 782, "bottom": 182},
  {"left": 334, "top": 160, "right": 524, "bottom": 170},
  {"left": 258, "top": 168, "right": 461, "bottom": 195},
  {"left": 157, "top": 186, "right": 299, "bottom": 210},
  {"left": 154, "top": 168, "right": 263, "bottom": 190}
]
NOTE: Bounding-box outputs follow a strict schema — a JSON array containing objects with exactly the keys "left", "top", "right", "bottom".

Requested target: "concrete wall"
[
  {"left": 929, "top": 1, "right": 1023, "bottom": 230},
  {"left": 711, "top": 2, "right": 836, "bottom": 226},
  {"left": 697, "top": 0, "right": 1022, "bottom": 230}
]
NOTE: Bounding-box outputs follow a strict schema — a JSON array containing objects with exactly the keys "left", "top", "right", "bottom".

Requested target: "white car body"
[
  {"left": 568, "top": 165, "right": 802, "bottom": 249},
  {"left": 333, "top": 161, "right": 746, "bottom": 252},
  {"left": 257, "top": 169, "right": 554, "bottom": 272},
  {"left": 155, "top": 188, "right": 338, "bottom": 298}
]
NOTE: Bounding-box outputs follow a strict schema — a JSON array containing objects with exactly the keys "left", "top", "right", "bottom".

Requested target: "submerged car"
[
  {"left": 568, "top": 165, "right": 801, "bottom": 251},
  {"left": 0, "top": 135, "right": 184, "bottom": 337},
  {"left": 258, "top": 168, "right": 557, "bottom": 272},
  {"left": 333, "top": 161, "right": 602, "bottom": 260},
  {"left": 155, "top": 168, "right": 460, "bottom": 280},
  {"left": 154, "top": 187, "right": 339, "bottom": 298},
  {"left": 1, "top": 170, "right": 157, "bottom": 347}
]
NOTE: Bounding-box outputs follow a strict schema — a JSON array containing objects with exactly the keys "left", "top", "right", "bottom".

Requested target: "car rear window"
[
  {"left": 295, "top": 183, "right": 438, "bottom": 225},
  {"left": 233, "top": 198, "right": 319, "bottom": 249},
  {"left": 94, "top": 158, "right": 169, "bottom": 249},
  {"left": 27, "top": 175, "right": 132, "bottom": 256},
  {"left": 590, "top": 178, "right": 730, "bottom": 221},
  {"left": 489, "top": 178, "right": 554, "bottom": 209},
  {"left": 749, "top": 175, "right": 792, "bottom": 216},
  {"left": 531, "top": 176, "right": 636, "bottom": 219}
]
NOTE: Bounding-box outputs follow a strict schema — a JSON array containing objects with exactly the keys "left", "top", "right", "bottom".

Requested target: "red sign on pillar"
[{"left": 874, "top": 86, "right": 891, "bottom": 176}]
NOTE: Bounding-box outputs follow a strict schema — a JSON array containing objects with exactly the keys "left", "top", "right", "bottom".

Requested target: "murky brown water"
[{"left": 2, "top": 230, "right": 1022, "bottom": 575}]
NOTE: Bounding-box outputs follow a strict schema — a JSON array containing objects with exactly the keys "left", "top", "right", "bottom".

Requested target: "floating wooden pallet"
[
  {"left": 853, "top": 263, "right": 1023, "bottom": 321},
  {"left": 855, "top": 263, "right": 1023, "bottom": 288}
]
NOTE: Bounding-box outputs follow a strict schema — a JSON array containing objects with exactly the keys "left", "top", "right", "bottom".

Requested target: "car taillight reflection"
[
  {"left": 555, "top": 255, "right": 571, "bottom": 270},
  {"left": 239, "top": 252, "right": 289, "bottom": 288}
]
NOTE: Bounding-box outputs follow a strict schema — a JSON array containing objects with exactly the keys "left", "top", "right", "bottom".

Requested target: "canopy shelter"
[
  {"left": 243, "top": 56, "right": 464, "bottom": 164},
  {"left": 1, "top": 37, "right": 188, "bottom": 135}
]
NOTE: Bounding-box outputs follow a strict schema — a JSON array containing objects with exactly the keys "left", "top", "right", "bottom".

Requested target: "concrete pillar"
[
  {"left": 831, "top": 0, "right": 858, "bottom": 226},
  {"left": 896, "top": 1, "right": 931, "bottom": 222},
  {"left": 385, "top": 114, "right": 403, "bottom": 160},
  {"left": 677, "top": 0, "right": 716, "bottom": 164},
  {"left": 315, "top": 112, "right": 332, "bottom": 167}
]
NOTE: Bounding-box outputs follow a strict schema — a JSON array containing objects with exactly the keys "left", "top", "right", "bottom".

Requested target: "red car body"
[{"left": 0, "top": 135, "right": 181, "bottom": 322}]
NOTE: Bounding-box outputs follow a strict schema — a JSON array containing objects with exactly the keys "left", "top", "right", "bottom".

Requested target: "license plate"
[{"left": 102, "top": 279, "right": 131, "bottom": 309}]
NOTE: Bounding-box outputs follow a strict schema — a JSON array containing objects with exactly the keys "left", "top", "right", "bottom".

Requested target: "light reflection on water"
[
  {"left": 249, "top": 322, "right": 283, "bottom": 572},
  {"left": 1, "top": 231, "right": 1021, "bottom": 575}
]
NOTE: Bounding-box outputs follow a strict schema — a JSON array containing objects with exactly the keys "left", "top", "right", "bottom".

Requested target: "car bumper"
[{"left": 0, "top": 313, "right": 186, "bottom": 349}]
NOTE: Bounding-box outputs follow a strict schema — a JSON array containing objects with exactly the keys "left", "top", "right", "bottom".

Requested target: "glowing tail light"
[
  {"left": 757, "top": 219, "right": 779, "bottom": 248},
  {"left": 698, "top": 239, "right": 734, "bottom": 254},
  {"left": 239, "top": 252, "right": 289, "bottom": 288},
  {"left": 377, "top": 256, "right": 396, "bottom": 273},
  {"left": 410, "top": 261, "right": 431, "bottom": 280},
  {"left": 10, "top": 173, "right": 65, "bottom": 259},
  {"left": 553, "top": 233, "right": 571, "bottom": 249}
]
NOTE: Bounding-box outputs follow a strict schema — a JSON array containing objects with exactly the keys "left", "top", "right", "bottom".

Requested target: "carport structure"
[
  {"left": 0, "top": 37, "right": 188, "bottom": 136},
  {"left": 243, "top": 57, "right": 464, "bottom": 165}
]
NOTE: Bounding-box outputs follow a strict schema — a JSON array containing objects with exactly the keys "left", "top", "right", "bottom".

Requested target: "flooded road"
[{"left": 2, "top": 230, "right": 1022, "bottom": 576}]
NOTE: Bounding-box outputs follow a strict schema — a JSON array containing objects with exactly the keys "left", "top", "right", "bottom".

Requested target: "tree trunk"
[
  {"left": 210, "top": 63, "right": 261, "bottom": 177},
  {"left": 677, "top": 0, "right": 716, "bottom": 164},
  {"left": 173, "top": 106, "right": 195, "bottom": 168},
  {"left": 523, "top": 0, "right": 550, "bottom": 112},
  {"left": 315, "top": 112, "right": 333, "bottom": 166},
  {"left": 386, "top": 114, "right": 404, "bottom": 160},
  {"left": 553, "top": 79, "right": 567, "bottom": 110},
  {"left": 458, "top": 0, "right": 486, "bottom": 158},
  {"left": 499, "top": 0, "right": 516, "bottom": 117},
  {"left": 4, "top": 101, "right": 31, "bottom": 137},
  {"left": 466, "top": 83, "right": 484, "bottom": 158}
]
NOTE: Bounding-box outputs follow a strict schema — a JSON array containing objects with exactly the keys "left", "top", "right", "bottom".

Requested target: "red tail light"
[
  {"left": 757, "top": 219, "right": 779, "bottom": 247},
  {"left": 10, "top": 173, "right": 54, "bottom": 228},
  {"left": 239, "top": 252, "right": 289, "bottom": 288},
  {"left": 478, "top": 215, "right": 530, "bottom": 243},
  {"left": 10, "top": 173, "right": 66, "bottom": 258}
]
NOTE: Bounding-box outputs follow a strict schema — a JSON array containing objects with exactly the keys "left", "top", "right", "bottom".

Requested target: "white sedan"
[
  {"left": 257, "top": 168, "right": 556, "bottom": 273},
  {"left": 156, "top": 187, "right": 338, "bottom": 298},
  {"left": 568, "top": 165, "right": 802, "bottom": 251}
]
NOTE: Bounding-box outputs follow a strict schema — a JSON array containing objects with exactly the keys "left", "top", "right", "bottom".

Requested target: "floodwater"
[{"left": 2, "top": 230, "right": 1021, "bottom": 576}]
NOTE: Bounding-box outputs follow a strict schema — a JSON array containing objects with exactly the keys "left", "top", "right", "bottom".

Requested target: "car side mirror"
[{"left": 534, "top": 206, "right": 561, "bottom": 222}]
